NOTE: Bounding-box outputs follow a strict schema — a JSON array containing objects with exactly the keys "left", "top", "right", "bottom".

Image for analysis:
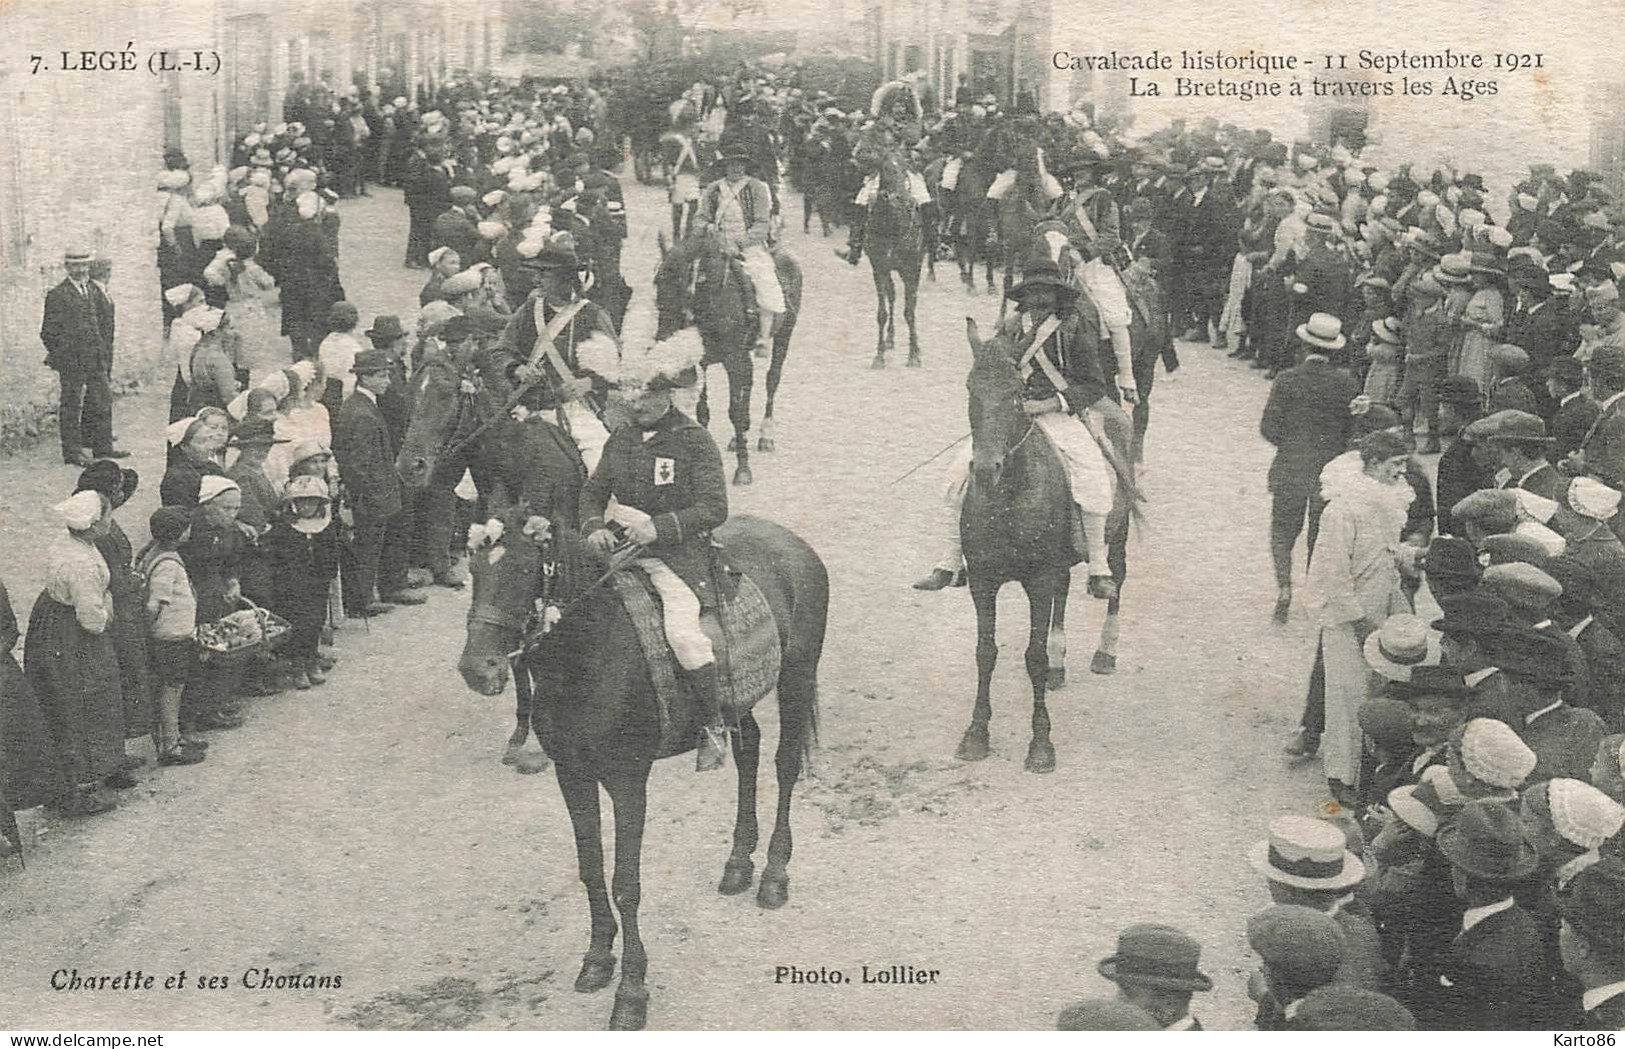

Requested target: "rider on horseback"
[
  {"left": 1048, "top": 154, "right": 1140, "bottom": 406},
  {"left": 835, "top": 95, "right": 931, "bottom": 268},
  {"left": 580, "top": 330, "right": 732, "bottom": 773},
  {"left": 697, "top": 134, "right": 784, "bottom": 359},
  {"left": 493, "top": 233, "right": 620, "bottom": 474},
  {"left": 914, "top": 251, "right": 1120, "bottom": 599}
]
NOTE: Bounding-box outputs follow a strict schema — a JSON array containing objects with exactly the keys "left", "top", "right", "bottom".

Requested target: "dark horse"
[
  {"left": 396, "top": 339, "right": 590, "bottom": 773},
  {"left": 655, "top": 229, "right": 802, "bottom": 485},
  {"left": 459, "top": 508, "right": 828, "bottom": 1030},
  {"left": 862, "top": 152, "right": 926, "bottom": 370},
  {"left": 956, "top": 317, "right": 1139, "bottom": 772}
]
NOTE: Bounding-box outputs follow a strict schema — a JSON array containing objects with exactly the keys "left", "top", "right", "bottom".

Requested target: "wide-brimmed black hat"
[
  {"left": 1095, "top": 924, "right": 1213, "bottom": 992},
  {"left": 717, "top": 135, "right": 752, "bottom": 162},
  {"left": 1006, "top": 255, "right": 1078, "bottom": 301}
]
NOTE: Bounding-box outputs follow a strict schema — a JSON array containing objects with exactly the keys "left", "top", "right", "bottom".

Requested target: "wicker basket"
[{"left": 195, "top": 602, "right": 290, "bottom": 662}]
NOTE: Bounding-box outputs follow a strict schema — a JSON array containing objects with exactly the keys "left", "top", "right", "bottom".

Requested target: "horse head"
[
  {"left": 655, "top": 228, "right": 746, "bottom": 341},
  {"left": 964, "top": 317, "right": 1028, "bottom": 488},
  {"left": 396, "top": 339, "right": 487, "bottom": 491},
  {"left": 460, "top": 504, "right": 607, "bottom": 696}
]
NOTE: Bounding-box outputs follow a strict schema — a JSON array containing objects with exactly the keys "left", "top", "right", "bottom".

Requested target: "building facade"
[{"left": 0, "top": 0, "right": 502, "bottom": 449}]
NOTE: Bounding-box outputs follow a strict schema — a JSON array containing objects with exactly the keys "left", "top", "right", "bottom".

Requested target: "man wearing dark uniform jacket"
[
  {"left": 581, "top": 339, "right": 731, "bottom": 772},
  {"left": 490, "top": 236, "right": 619, "bottom": 475}
]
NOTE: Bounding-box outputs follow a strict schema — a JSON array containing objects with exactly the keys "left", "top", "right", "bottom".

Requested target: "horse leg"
[
  {"left": 1047, "top": 571, "right": 1070, "bottom": 690},
  {"left": 761, "top": 659, "right": 817, "bottom": 908},
  {"left": 903, "top": 265, "right": 922, "bottom": 367},
  {"left": 724, "top": 351, "right": 754, "bottom": 486},
  {"left": 719, "top": 712, "right": 761, "bottom": 896},
  {"left": 758, "top": 321, "right": 790, "bottom": 452},
  {"left": 956, "top": 577, "right": 998, "bottom": 762},
  {"left": 555, "top": 760, "right": 618, "bottom": 994},
  {"left": 1022, "top": 574, "right": 1058, "bottom": 773},
  {"left": 503, "top": 661, "right": 530, "bottom": 765},
  {"left": 603, "top": 769, "right": 652, "bottom": 1031},
  {"left": 870, "top": 262, "right": 889, "bottom": 369},
  {"left": 1092, "top": 523, "right": 1129, "bottom": 675},
  {"left": 885, "top": 271, "right": 899, "bottom": 355}
]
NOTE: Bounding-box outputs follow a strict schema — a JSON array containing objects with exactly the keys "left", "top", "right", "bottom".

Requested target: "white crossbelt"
[
  {"left": 1017, "top": 315, "right": 1067, "bottom": 394},
  {"left": 529, "top": 297, "right": 591, "bottom": 381}
]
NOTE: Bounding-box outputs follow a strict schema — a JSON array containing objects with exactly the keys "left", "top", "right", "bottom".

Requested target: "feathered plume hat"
[
  {"left": 577, "top": 328, "right": 703, "bottom": 393},
  {"left": 871, "top": 78, "right": 924, "bottom": 121}
]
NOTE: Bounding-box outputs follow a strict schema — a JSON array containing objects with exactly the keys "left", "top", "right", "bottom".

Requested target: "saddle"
[{"left": 609, "top": 548, "right": 781, "bottom": 759}]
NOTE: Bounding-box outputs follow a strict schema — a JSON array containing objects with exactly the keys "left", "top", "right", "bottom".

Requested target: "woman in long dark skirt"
[
  {"left": 75, "top": 461, "right": 155, "bottom": 754},
  {"left": 2, "top": 578, "right": 65, "bottom": 851},
  {"left": 180, "top": 477, "right": 247, "bottom": 732},
  {"left": 23, "top": 492, "right": 125, "bottom": 817}
]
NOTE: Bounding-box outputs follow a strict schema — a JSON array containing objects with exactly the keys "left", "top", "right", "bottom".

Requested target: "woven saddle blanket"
[{"left": 609, "top": 570, "right": 782, "bottom": 759}]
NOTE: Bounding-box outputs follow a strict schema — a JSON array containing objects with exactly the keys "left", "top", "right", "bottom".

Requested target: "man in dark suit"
[
  {"left": 1557, "top": 860, "right": 1625, "bottom": 1031},
  {"left": 1564, "top": 343, "right": 1625, "bottom": 542},
  {"left": 1470, "top": 410, "right": 1565, "bottom": 501},
  {"left": 40, "top": 245, "right": 123, "bottom": 466},
  {"left": 1415, "top": 799, "right": 1553, "bottom": 1029},
  {"left": 1287, "top": 212, "right": 1356, "bottom": 335},
  {"left": 1094, "top": 924, "right": 1213, "bottom": 1030},
  {"left": 1547, "top": 357, "right": 1599, "bottom": 465},
  {"left": 1260, "top": 313, "right": 1360, "bottom": 621},
  {"left": 333, "top": 348, "right": 423, "bottom": 614},
  {"left": 1435, "top": 377, "right": 1494, "bottom": 536}
]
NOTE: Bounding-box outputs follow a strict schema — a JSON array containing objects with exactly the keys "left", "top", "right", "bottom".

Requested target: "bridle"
[{"left": 467, "top": 532, "right": 642, "bottom": 663}]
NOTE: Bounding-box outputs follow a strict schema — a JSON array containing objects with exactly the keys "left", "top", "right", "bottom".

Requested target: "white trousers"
[
  {"left": 1081, "top": 257, "right": 1133, "bottom": 331},
  {"left": 559, "top": 400, "right": 609, "bottom": 476},
  {"left": 934, "top": 414, "right": 1115, "bottom": 576},
  {"left": 740, "top": 245, "right": 785, "bottom": 314},
  {"left": 633, "top": 557, "right": 715, "bottom": 670}
]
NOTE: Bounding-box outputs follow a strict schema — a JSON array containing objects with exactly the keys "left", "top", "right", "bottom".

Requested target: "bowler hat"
[
  {"left": 1437, "top": 798, "right": 1540, "bottom": 880},
  {"left": 365, "top": 315, "right": 407, "bottom": 344},
  {"left": 351, "top": 348, "right": 392, "bottom": 375},
  {"left": 226, "top": 417, "right": 286, "bottom": 448},
  {"left": 1095, "top": 924, "right": 1213, "bottom": 992}
]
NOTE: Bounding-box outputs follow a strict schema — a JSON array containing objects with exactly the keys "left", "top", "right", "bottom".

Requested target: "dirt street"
[{"left": 2, "top": 180, "right": 1342, "bottom": 1030}]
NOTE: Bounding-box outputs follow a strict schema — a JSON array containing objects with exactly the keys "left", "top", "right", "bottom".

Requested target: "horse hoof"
[
  {"left": 732, "top": 465, "right": 753, "bottom": 486},
  {"left": 608, "top": 986, "right": 649, "bottom": 1031},
  {"left": 718, "top": 858, "right": 755, "bottom": 896},
  {"left": 1024, "top": 741, "right": 1057, "bottom": 774},
  {"left": 906, "top": 352, "right": 922, "bottom": 368},
  {"left": 1090, "top": 651, "right": 1117, "bottom": 676},
  {"left": 756, "top": 437, "right": 775, "bottom": 452},
  {"left": 514, "top": 750, "right": 551, "bottom": 775},
  {"left": 1046, "top": 667, "right": 1067, "bottom": 690},
  {"left": 500, "top": 741, "right": 521, "bottom": 766},
  {"left": 757, "top": 872, "right": 790, "bottom": 910},
  {"left": 575, "top": 955, "right": 617, "bottom": 993},
  {"left": 727, "top": 435, "right": 738, "bottom": 452},
  {"left": 955, "top": 727, "right": 990, "bottom": 762},
  {"left": 870, "top": 353, "right": 887, "bottom": 370}
]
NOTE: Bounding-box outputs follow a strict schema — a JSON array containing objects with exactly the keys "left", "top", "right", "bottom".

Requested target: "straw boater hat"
[
  {"left": 1250, "top": 814, "right": 1367, "bottom": 891},
  {"left": 1295, "top": 312, "right": 1347, "bottom": 351},
  {"left": 1363, "top": 614, "right": 1443, "bottom": 683}
]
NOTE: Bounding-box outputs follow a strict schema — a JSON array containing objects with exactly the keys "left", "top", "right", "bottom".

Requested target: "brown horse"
[
  {"left": 956, "top": 317, "right": 1140, "bottom": 772},
  {"left": 860, "top": 150, "right": 926, "bottom": 369},
  {"left": 458, "top": 507, "right": 828, "bottom": 1030},
  {"left": 655, "top": 230, "right": 802, "bottom": 484},
  {"left": 396, "top": 340, "right": 589, "bottom": 773}
]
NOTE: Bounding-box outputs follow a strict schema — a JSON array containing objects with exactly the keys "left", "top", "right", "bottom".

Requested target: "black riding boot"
[
  {"left": 835, "top": 209, "right": 867, "bottom": 265},
  {"left": 683, "top": 664, "right": 729, "bottom": 772}
]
